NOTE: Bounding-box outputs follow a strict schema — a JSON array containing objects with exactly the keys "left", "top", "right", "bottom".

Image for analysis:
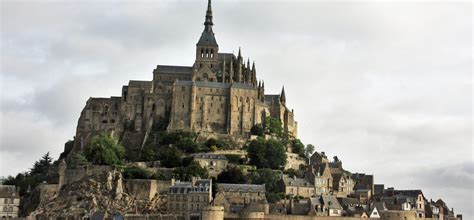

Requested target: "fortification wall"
[
  {"left": 65, "top": 165, "right": 114, "bottom": 184},
  {"left": 125, "top": 179, "right": 173, "bottom": 201}
]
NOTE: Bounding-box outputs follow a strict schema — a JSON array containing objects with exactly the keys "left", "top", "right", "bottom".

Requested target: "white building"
[{"left": 0, "top": 185, "right": 20, "bottom": 218}]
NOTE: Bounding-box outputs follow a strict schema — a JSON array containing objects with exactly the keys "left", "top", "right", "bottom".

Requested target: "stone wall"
[
  {"left": 65, "top": 165, "right": 114, "bottom": 185},
  {"left": 125, "top": 179, "right": 174, "bottom": 201}
]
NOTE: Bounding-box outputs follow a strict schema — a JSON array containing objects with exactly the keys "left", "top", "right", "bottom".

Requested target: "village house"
[
  {"left": 331, "top": 172, "right": 355, "bottom": 198},
  {"left": 280, "top": 175, "right": 315, "bottom": 198},
  {"left": 0, "top": 185, "right": 20, "bottom": 218},
  {"left": 308, "top": 195, "right": 343, "bottom": 216},
  {"left": 192, "top": 153, "right": 228, "bottom": 177},
  {"left": 167, "top": 178, "right": 212, "bottom": 220},
  {"left": 213, "top": 183, "right": 267, "bottom": 215}
]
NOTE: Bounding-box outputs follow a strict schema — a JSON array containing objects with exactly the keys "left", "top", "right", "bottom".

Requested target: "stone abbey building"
[{"left": 74, "top": 0, "right": 297, "bottom": 149}]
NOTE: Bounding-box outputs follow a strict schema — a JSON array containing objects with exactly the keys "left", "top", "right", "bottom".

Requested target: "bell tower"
[{"left": 194, "top": 0, "right": 219, "bottom": 82}]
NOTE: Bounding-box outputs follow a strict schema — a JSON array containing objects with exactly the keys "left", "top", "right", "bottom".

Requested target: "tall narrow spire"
[
  {"left": 197, "top": 0, "right": 218, "bottom": 47},
  {"left": 280, "top": 86, "right": 286, "bottom": 104},
  {"left": 204, "top": 0, "right": 213, "bottom": 31}
]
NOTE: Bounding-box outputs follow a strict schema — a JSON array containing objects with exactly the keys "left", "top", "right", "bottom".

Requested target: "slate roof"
[
  {"left": 0, "top": 185, "right": 19, "bottom": 198},
  {"left": 218, "top": 53, "right": 235, "bottom": 60},
  {"left": 197, "top": 30, "right": 218, "bottom": 46},
  {"left": 217, "top": 183, "right": 265, "bottom": 193},
  {"left": 155, "top": 65, "right": 193, "bottom": 74},
  {"left": 129, "top": 80, "right": 152, "bottom": 87},
  {"left": 264, "top": 95, "right": 280, "bottom": 104},
  {"left": 322, "top": 195, "right": 343, "bottom": 210},
  {"left": 338, "top": 197, "right": 363, "bottom": 207},
  {"left": 282, "top": 175, "right": 314, "bottom": 188},
  {"left": 292, "top": 201, "right": 310, "bottom": 215},
  {"left": 394, "top": 190, "right": 423, "bottom": 199}
]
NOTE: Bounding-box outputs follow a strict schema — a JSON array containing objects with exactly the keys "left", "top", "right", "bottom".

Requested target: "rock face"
[{"left": 31, "top": 171, "right": 167, "bottom": 218}]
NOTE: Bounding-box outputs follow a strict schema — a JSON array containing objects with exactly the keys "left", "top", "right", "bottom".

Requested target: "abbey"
[{"left": 74, "top": 0, "right": 297, "bottom": 149}]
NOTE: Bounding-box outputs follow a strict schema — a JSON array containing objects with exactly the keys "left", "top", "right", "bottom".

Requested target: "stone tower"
[{"left": 194, "top": 0, "right": 219, "bottom": 82}]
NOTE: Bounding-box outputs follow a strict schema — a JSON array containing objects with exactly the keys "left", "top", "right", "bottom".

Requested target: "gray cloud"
[{"left": 1, "top": 0, "right": 471, "bottom": 218}]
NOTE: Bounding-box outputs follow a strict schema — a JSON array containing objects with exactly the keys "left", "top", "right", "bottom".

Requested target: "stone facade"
[
  {"left": 73, "top": 0, "right": 297, "bottom": 153},
  {"left": 167, "top": 178, "right": 212, "bottom": 220},
  {"left": 192, "top": 153, "right": 228, "bottom": 177},
  {"left": 0, "top": 185, "right": 20, "bottom": 218},
  {"left": 280, "top": 175, "right": 315, "bottom": 198},
  {"left": 213, "top": 183, "right": 267, "bottom": 215}
]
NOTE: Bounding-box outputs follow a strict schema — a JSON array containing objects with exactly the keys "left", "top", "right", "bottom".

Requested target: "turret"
[{"left": 280, "top": 86, "right": 286, "bottom": 105}]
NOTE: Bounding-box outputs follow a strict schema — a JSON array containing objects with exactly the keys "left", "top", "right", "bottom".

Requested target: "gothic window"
[
  {"left": 205, "top": 49, "right": 209, "bottom": 58},
  {"left": 201, "top": 49, "right": 204, "bottom": 58},
  {"left": 152, "top": 104, "right": 156, "bottom": 111}
]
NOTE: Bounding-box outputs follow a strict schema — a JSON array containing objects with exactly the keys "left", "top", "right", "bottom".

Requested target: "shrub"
[
  {"left": 224, "top": 154, "right": 243, "bottom": 164},
  {"left": 122, "top": 166, "right": 154, "bottom": 179},
  {"left": 84, "top": 133, "right": 125, "bottom": 165},
  {"left": 250, "top": 124, "right": 264, "bottom": 136},
  {"left": 217, "top": 167, "right": 247, "bottom": 184}
]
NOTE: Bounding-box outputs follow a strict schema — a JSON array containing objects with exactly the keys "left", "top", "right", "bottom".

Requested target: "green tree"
[
  {"left": 247, "top": 138, "right": 286, "bottom": 169},
  {"left": 173, "top": 161, "right": 208, "bottom": 181},
  {"left": 284, "top": 168, "right": 304, "bottom": 178},
  {"left": 31, "top": 152, "right": 53, "bottom": 175},
  {"left": 122, "top": 166, "right": 154, "bottom": 179},
  {"left": 217, "top": 167, "right": 247, "bottom": 184},
  {"left": 305, "top": 144, "right": 315, "bottom": 158},
  {"left": 249, "top": 168, "right": 281, "bottom": 200},
  {"left": 68, "top": 152, "right": 89, "bottom": 168},
  {"left": 84, "top": 133, "right": 125, "bottom": 165},
  {"left": 158, "top": 146, "right": 183, "bottom": 168},
  {"left": 250, "top": 124, "right": 264, "bottom": 136},
  {"left": 291, "top": 139, "right": 305, "bottom": 157},
  {"left": 265, "top": 117, "right": 283, "bottom": 136}
]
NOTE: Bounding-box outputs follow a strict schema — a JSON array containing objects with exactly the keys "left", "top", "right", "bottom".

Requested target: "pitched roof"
[
  {"left": 394, "top": 190, "right": 424, "bottom": 199},
  {"left": 322, "top": 195, "right": 342, "bottom": 210},
  {"left": 264, "top": 95, "right": 280, "bottom": 104},
  {"left": 0, "top": 185, "right": 19, "bottom": 198},
  {"left": 155, "top": 65, "right": 193, "bottom": 74},
  {"left": 282, "top": 175, "right": 314, "bottom": 188},
  {"left": 338, "top": 197, "right": 363, "bottom": 207},
  {"left": 217, "top": 183, "right": 265, "bottom": 193}
]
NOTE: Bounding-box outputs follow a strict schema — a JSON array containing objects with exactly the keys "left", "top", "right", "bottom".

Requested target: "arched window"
[{"left": 201, "top": 49, "right": 204, "bottom": 58}]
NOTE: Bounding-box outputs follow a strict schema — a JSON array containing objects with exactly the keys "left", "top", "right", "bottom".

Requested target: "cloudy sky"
[{"left": 1, "top": 0, "right": 472, "bottom": 217}]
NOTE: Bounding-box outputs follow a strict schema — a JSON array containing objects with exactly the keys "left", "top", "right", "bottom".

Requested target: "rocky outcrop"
[{"left": 31, "top": 170, "right": 167, "bottom": 218}]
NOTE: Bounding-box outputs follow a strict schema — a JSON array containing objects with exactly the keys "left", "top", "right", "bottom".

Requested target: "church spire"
[
  {"left": 204, "top": 0, "right": 213, "bottom": 31},
  {"left": 196, "top": 0, "right": 218, "bottom": 47}
]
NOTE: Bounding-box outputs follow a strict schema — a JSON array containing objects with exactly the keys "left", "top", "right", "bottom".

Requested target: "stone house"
[
  {"left": 308, "top": 195, "right": 343, "bottom": 216},
  {"left": 305, "top": 162, "right": 332, "bottom": 195},
  {"left": 213, "top": 183, "right": 267, "bottom": 214},
  {"left": 331, "top": 172, "right": 354, "bottom": 198},
  {"left": 0, "top": 185, "right": 20, "bottom": 218},
  {"left": 280, "top": 175, "right": 315, "bottom": 198},
  {"left": 383, "top": 189, "right": 426, "bottom": 218},
  {"left": 167, "top": 178, "right": 212, "bottom": 220},
  {"left": 192, "top": 153, "right": 228, "bottom": 177}
]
